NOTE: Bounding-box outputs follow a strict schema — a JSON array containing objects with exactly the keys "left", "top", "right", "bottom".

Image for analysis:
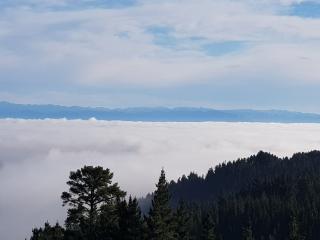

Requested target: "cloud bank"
[
  {"left": 1, "top": 119, "right": 320, "bottom": 239},
  {"left": 1, "top": 0, "right": 320, "bottom": 109}
]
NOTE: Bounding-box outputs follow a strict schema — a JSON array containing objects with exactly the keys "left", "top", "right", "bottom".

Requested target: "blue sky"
[
  {"left": 290, "top": 1, "right": 320, "bottom": 17},
  {"left": 1, "top": 0, "right": 320, "bottom": 111}
]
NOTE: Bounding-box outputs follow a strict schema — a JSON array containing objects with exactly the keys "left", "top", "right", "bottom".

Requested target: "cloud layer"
[
  {"left": 1, "top": 119, "right": 320, "bottom": 239},
  {"left": 1, "top": 0, "right": 320, "bottom": 109}
]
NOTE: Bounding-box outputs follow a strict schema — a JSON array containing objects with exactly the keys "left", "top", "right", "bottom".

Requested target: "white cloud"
[
  {"left": 1, "top": 119, "right": 320, "bottom": 239},
  {"left": 1, "top": 0, "right": 320, "bottom": 90}
]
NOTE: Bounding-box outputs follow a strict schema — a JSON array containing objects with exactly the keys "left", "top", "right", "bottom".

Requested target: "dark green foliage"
[
  {"left": 162, "top": 151, "right": 320, "bottom": 206},
  {"left": 30, "top": 222, "right": 64, "bottom": 240},
  {"left": 139, "top": 151, "right": 320, "bottom": 239},
  {"left": 61, "top": 166, "right": 125, "bottom": 240},
  {"left": 30, "top": 151, "right": 320, "bottom": 240},
  {"left": 169, "top": 151, "right": 320, "bottom": 239},
  {"left": 174, "top": 200, "right": 191, "bottom": 240},
  {"left": 201, "top": 214, "right": 216, "bottom": 240},
  {"left": 147, "top": 169, "right": 176, "bottom": 240},
  {"left": 242, "top": 223, "right": 254, "bottom": 240},
  {"left": 126, "top": 197, "right": 146, "bottom": 239},
  {"left": 96, "top": 200, "right": 119, "bottom": 240},
  {"left": 289, "top": 215, "right": 304, "bottom": 240},
  {"left": 117, "top": 196, "right": 145, "bottom": 240}
]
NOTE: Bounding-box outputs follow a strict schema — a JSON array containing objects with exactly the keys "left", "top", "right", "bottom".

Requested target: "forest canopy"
[{"left": 29, "top": 151, "right": 320, "bottom": 240}]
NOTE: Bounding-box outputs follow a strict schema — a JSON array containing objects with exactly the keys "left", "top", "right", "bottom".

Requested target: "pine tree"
[
  {"left": 61, "top": 166, "right": 125, "bottom": 240},
  {"left": 147, "top": 169, "right": 176, "bottom": 240},
  {"left": 117, "top": 197, "right": 128, "bottom": 239},
  {"left": 201, "top": 213, "right": 216, "bottom": 240},
  {"left": 175, "top": 200, "right": 191, "bottom": 240},
  {"left": 97, "top": 202, "right": 119, "bottom": 240},
  {"left": 116, "top": 196, "right": 145, "bottom": 239},
  {"left": 124, "top": 196, "right": 145, "bottom": 239}
]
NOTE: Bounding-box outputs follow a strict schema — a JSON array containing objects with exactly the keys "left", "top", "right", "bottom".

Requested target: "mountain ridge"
[{"left": 1, "top": 101, "right": 320, "bottom": 123}]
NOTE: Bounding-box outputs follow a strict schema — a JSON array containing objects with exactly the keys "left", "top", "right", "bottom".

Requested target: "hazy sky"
[
  {"left": 1, "top": 0, "right": 320, "bottom": 111},
  {"left": 2, "top": 2, "right": 320, "bottom": 239},
  {"left": 1, "top": 119, "right": 320, "bottom": 240}
]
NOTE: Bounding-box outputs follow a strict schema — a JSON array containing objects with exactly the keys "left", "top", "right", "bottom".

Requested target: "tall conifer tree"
[
  {"left": 147, "top": 169, "right": 176, "bottom": 240},
  {"left": 175, "top": 200, "right": 191, "bottom": 240},
  {"left": 61, "top": 166, "right": 125, "bottom": 240},
  {"left": 117, "top": 196, "right": 145, "bottom": 240}
]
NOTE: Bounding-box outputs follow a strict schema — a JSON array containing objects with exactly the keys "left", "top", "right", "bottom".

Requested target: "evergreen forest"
[{"left": 29, "top": 151, "right": 320, "bottom": 239}]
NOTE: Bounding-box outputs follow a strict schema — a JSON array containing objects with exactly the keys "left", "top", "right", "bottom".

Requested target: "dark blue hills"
[{"left": 1, "top": 101, "right": 320, "bottom": 123}]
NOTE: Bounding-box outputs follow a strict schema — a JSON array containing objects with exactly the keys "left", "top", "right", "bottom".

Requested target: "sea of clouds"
[{"left": 1, "top": 119, "right": 320, "bottom": 239}]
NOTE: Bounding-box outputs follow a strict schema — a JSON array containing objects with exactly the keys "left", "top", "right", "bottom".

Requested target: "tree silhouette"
[
  {"left": 117, "top": 196, "right": 145, "bottom": 239},
  {"left": 61, "top": 166, "right": 125, "bottom": 240},
  {"left": 147, "top": 169, "right": 176, "bottom": 240},
  {"left": 30, "top": 222, "right": 64, "bottom": 240},
  {"left": 175, "top": 200, "right": 191, "bottom": 240},
  {"left": 28, "top": 151, "right": 320, "bottom": 240}
]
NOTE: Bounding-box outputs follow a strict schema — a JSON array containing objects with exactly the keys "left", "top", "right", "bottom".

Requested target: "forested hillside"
[
  {"left": 29, "top": 151, "right": 320, "bottom": 239},
  {"left": 172, "top": 150, "right": 320, "bottom": 203},
  {"left": 140, "top": 151, "right": 320, "bottom": 209}
]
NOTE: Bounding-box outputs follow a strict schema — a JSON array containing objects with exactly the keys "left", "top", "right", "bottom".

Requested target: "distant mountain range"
[{"left": 1, "top": 101, "right": 320, "bottom": 123}]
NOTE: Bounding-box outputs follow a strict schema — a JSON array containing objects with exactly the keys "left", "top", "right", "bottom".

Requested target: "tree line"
[{"left": 30, "top": 151, "right": 320, "bottom": 239}]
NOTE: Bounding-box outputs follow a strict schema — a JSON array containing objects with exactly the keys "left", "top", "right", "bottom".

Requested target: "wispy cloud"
[
  {"left": 1, "top": 0, "right": 320, "bottom": 108},
  {"left": 0, "top": 0, "right": 137, "bottom": 10}
]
